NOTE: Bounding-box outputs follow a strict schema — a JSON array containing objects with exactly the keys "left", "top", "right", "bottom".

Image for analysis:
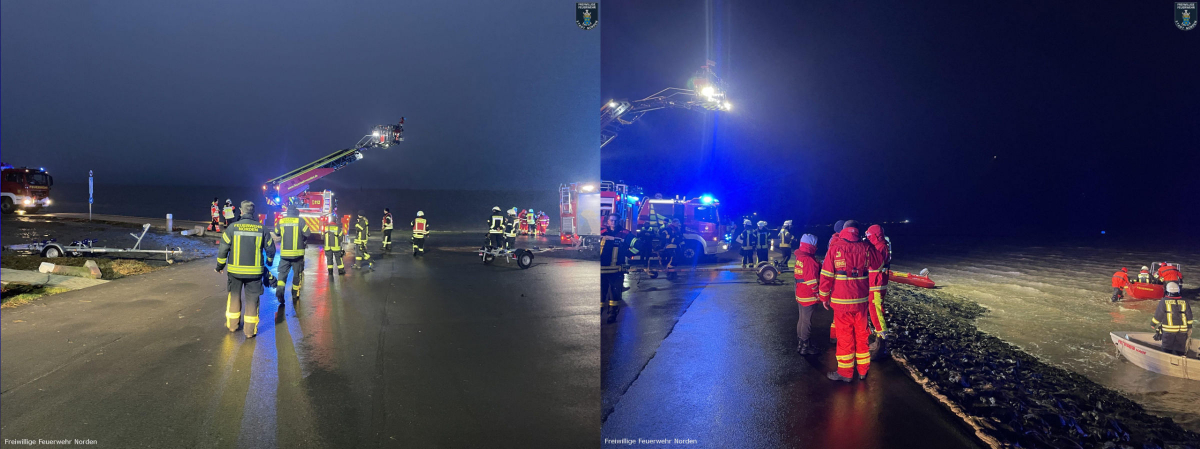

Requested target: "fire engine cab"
[
  {"left": 600, "top": 181, "right": 730, "bottom": 263},
  {"left": 1, "top": 163, "right": 53, "bottom": 214}
]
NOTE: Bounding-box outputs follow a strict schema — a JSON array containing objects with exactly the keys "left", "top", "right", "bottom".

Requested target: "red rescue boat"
[
  {"left": 1121, "top": 283, "right": 1164, "bottom": 301},
  {"left": 889, "top": 270, "right": 936, "bottom": 288}
]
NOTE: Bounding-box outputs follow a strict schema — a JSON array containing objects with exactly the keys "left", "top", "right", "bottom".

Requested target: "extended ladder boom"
[
  {"left": 601, "top": 67, "right": 729, "bottom": 148},
  {"left": 263, "top": 120, "right": 404, "bottom": 205}
]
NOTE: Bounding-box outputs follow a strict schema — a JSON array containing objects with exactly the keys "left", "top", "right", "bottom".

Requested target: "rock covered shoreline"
[{"left": 885, "top": 285, "right": 1199, "bottom": 448}]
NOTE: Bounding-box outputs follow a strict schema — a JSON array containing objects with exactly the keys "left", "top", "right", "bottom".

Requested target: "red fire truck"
[
  {"left": 600, "top": 181, "right": 730, "bottom": 263},
  {"left": 1, "top": 163, "right": 53, "bottom": 214},
  {"left": 559, "top": 182, "right": 601, "bottom": 247},
  {"left": 262, "top": 120, "right": 403, "bottom": 237}
]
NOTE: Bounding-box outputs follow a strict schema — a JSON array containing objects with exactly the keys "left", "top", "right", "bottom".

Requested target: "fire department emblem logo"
[
  {"left": 1177, "top": 2, "right": 1197, "bottom": 30},
  {"left": 577, "top": 3, "right": 599, "bottom": 30}
]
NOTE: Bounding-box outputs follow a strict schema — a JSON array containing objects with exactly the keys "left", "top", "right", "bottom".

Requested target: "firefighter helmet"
[
  {"left": 417, "top": 211, "right": 424, "bottom": 217},
  {"left": 757, "top": 221, "right": 767, "bottom": 228}
]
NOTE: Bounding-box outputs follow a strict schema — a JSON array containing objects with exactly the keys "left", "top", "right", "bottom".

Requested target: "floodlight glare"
[
  {"left": 582, "top": 184, "right": 596, "bottom": 192},
  {"left": 701, "top": 86, "right": 716, "bottom": 97}
]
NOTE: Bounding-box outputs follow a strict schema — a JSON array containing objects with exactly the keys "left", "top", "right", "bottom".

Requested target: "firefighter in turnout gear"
[
  {"left": 272, "top": 204, "right": 313, "bottom": 304},
  {"left": 865, "top": 224, "right": 891, "bottom": 355},
  {"left": 1139, "top": 266, "right": 1151, "bottom": 284},
  {"left": 754, "top": 221, "right": 770, "bottom": 265},
  {"left": 662, "top": 219, "right": 681, "bottom": 268},
  {"left": 1152, "top": 282, "right": 1193, "bottom": 356},
  {"left": 411, "top": 211, "right": 428, "bottom": 255},
  {"left": 487, "top": 207, "right": 506, "bottom": 250},
  {"left": 601, "top": 215, "right": 629, "bottom": 324},
  {"left": 381, "top": 208, "right": 394, "bottom": 252},
  {"left": 216, "top": 201, "right": 275, "bottom": 338},
  {"left": 537, "top": 211, "right": 550, "bottom": 236},
  {"left": 819, "top": 220, "right": 884, "bottom": 382},
  {"left": 737, "top": 219, "right": 756, "bottom": 268},
  {"left": 222, "top": 199, "right": 235, "bottom": 228},
  {"left": 793, "top": 234, "right": 821, "bottom": 354},
  {"left": 324, "top": 216, "right": 346, "bottom": 275},
  {"left": 504, "top": 208, "right": 519, "bottom": 250},
  {"left": 777, "top": 220, "right": 795, "bottom": 266},
  {"left": 353, "top": 211, "right": 373, "bottom": 270},
  {"left": 209, "top": 198, "right": 221, "bottom": 231},
  {"left": 526, "top": 209, "right": 537, "bottom": 236}
]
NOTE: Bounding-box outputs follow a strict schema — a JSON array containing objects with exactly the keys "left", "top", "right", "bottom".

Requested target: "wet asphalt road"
[
  {"left": 601, "top": 261, "right": 985, "bottom": 449},
  {"left": 1, "top": 233, "right": 598, "bottom": 448}
]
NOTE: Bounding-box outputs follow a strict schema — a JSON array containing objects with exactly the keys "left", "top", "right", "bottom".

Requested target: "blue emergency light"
[
  {"left": 700, "top": 195, "right": 714, "bottom": 205},
  {"left": 627, "top": 195, "right": 639, "bottom": 202}
]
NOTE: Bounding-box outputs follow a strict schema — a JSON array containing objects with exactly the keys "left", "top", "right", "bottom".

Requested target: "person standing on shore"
[
  {"left": 1111, "top": 267, "right": 1130, "bottom": 302},
  {"left": 736, "top": 219, "right": 756, "bottom": 268},
  {"left": 411, "top": 211, "right": 428, "bottom": 255},
  {"left": 819, "top": 220, "right": 882, "bottom": 382},
  {"left": 504, "top": 208, "right": 519, "bottom": 250},
  {"left": 793, "top": 233, "right": 821, "bottom": 354},
  {"left": 221, "top": 199, "right": 234, "bottom": 228},
  {"left": 353, "top": 211, "right": 374, "bottom": 270},
  {"left": 216, "top": 200, "right": 274, "bottom": 338},
  {"left": 381, "top": 208, "right": 394, "bottom": 252},
  {"left": 324, "top": 215, "right": 346, "bottom": 275},
  {"left": 537, "top": 211, "right": 550, "bottom": 237},
  {"left": 754, "top": 221, "right": 770, "bottom": 265},
  {"left": 865, "top": 224, "right": 892, "bottom": 353},
  {"left": 601, "top": 215, "right": 630, "bottom": 324},
  {"left": 273, "top": 204, "right": 312, "bottom": 304},
  {"left": 827, "top": 219, "right": 847, "bottom": 342},
  {"left": 777, "top": 220, "right": 795, "bottom": 267},
  {"left": 526, "top": 209, "right": 538, "bottom": 237},
  {"left": 209, "top": 198, "right": 221, "bottom": 231}
]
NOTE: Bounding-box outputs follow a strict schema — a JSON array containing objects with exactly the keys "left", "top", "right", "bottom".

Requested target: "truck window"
[
  {"left": 694, "top": 206, "right": 717, "bottom": 223},
  {"left": 4, "top": 172, "right": 20, "bottom": 183},
  {"left": 29, "top": 173, "right": 50, "bottom": 186}
]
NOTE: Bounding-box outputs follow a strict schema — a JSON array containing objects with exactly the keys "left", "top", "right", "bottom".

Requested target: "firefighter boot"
[
  {"left": 606, "top": 305, "right": 621, "bottom": 324},
  {"left": 826, "top": 371, "right": 852, "bottom": 382},
  {"left": 796, "top": 340, "right": 808, "bottom": 354}
]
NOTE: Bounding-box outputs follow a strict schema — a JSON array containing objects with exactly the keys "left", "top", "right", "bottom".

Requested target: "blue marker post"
[{"left": 88, "top": 170, "right": 93, "bottom": 220}]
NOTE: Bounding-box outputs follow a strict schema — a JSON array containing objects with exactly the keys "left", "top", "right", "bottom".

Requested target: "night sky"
[
  {"left": 602, "top": 0, "right": 1198, "bottom": 237},
  {"left": 2, "top": 0, "right": 598, "bottom": 191}
]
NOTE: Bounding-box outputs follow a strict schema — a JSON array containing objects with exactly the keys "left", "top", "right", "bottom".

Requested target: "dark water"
[{"left": 45, "top": 183, "right": 560, "bottom": 232}]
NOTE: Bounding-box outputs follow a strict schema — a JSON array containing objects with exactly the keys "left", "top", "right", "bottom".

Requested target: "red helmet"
[{"left": 1121, "top": 267, "right": 1128, "bottom": 272}]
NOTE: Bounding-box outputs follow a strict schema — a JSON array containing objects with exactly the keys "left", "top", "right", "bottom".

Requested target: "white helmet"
[
  {"left": 1142, "top": 266, "right": 1149, "bottom": 271},
  {"left": 508, "top": 208, "right": 517, "bottom": 216},
  {"left": 757, "top": 221, "right": 767, "bottom": 228},
  {"left": 1166, "top": 282, "right": 1180, "bottom": 295},
  {"left": 743, "top": 219, "right": 752, "bottom": 226},
  {"left": 783, "top": 220, "right": 793, "bottom": 227},
  {"left": 417, "top": 211, "right": 424, "bottom": 217},
  {"left": 492, "top": 206, "right": 501, "bottom": 212}
]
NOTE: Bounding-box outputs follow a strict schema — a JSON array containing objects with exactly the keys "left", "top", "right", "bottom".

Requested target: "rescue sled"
[
  {"left": 888, "top": 269, "right": 936, "bottom": 288},
  {"left": 1110, "top": 332, "right": 1199, "bottom": 381},
  {"left": 1120, "top": 283, "right": 1164, "bottom": 302}
]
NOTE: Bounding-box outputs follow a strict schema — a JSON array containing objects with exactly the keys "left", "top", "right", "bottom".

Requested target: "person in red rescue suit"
[
  {"left": 819, "top": 220, "right": 884, "bottom": 382},
  {"left": 865, "top": 224, "right": 891, "bottom": 354},
  {"left": 793, "top": 233, "right": 822, "bottom": 355},
  {"left": 537, "top": 211, "right": 550, "bottom": 236},
  {"left": 1111, "top": 267, "right": 1131, "bottom": 302},
  {"left": 209, "top": 197, "right": 221, "bottom": 231},
  {"left": 518, "top": 209, "right": 529, "bottom": 235},
  {"left": 1158, "top": 263, "right": 1182, "bottom": 286},
  {"left": 827, "top": 220, "right": 846, "bottom": 341}
]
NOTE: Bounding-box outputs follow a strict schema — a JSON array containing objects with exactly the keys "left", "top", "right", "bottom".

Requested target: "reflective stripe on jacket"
[
  {"left": 412, "top": 218, "right": 428, "bottom": 236},
  {"left": 1153, "top": 298, "right": 1194, "bottom": 332},
  {"left": 324, "top": 224, "right": 343, "bottom": 251},
  {"left": 274, "top": 216, "right": 311, "bottom": 258},
  {"left": 217, "top": 219, "right": 273, "bottom": 276}
]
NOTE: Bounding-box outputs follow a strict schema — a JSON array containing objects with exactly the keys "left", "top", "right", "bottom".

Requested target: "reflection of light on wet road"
[{"left": 238, "top": 291, "right": 278, "bottom": 448}]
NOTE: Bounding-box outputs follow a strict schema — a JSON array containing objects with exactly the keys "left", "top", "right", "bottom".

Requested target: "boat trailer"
[{"left": 3, "top": 223, "right": 183, "bottom": 263}]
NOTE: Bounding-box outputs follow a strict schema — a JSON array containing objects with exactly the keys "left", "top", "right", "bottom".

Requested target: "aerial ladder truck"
[
  {"left": 598, "top": 66, "right": 731, "bottom": 262},
  {"left": 261, "top": 119, "right": 404, "bottom": 235}
]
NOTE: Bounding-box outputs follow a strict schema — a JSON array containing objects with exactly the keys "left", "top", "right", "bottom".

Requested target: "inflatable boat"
[
  {"left": 1121, "top": 283, "right": 1165, "bottom": 301},
  {"left": 888, "top": 270, "right": 936, "bottom": 288},
  {"left": 1110, "top": 331, "right": 1199, "bottom": 381}
]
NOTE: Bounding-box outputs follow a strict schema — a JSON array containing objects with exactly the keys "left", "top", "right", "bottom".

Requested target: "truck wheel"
[
  {"left": 1, "top": 198, "right": 13, "bottom": 214},
  {"left": 517, "top": 250, "right": 534, "bottom": 269},
  {"left": 42, "top": 246, "right": 62, "bottom": 258},
  {"left": 680, "top": 242, "right": 701, "bottom": 266},
  {"left": 757, "top": 264, "right": 779, "bottom": 283}
]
